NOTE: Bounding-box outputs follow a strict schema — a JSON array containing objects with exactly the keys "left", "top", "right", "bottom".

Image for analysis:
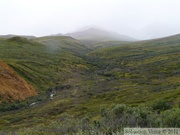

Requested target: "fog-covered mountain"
[{"left": 65, "top": 27, "right": 136, "bottom": 42}]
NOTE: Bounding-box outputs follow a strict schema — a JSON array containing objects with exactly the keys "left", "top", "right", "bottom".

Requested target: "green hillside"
[
  {"left": 34, "top": 36, "right": 90, "bottom": 54},
  {"left": 0, "top": 36, "right": 91, "bottom": 92},
  {"left": 0, "top": 35, "right": 179, "bottom": 134},
  {"left": 88, "top": 35, "right": 180, "bottom": 106},
  {"left": 90, "top": 40, "right": 129, "bottom": 49}
]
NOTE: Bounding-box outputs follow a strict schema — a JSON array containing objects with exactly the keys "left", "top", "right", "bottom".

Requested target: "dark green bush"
[
  {"left": 112, "top": 104, "right": 126, "bottom": 116},
  {"left": 152, "top": 99, "right": 172, "bottom": 111}
]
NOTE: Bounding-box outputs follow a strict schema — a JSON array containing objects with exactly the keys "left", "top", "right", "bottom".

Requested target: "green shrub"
[
  {"left": 161, "top": 108, "right": 180, "bottom": 127},
  {"left": 112, "top": 104, "right": 127, "bottom": 117},
  {"left": 152, "top": 99, "right": 172, "bottom": 112},
  {"left": 2, "top": 104, "right": 180, "bottom": 135}
]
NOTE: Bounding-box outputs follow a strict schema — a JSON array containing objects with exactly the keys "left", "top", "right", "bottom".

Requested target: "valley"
[{"left": 0, "top": 31, "right": 179, "bottom": 134}]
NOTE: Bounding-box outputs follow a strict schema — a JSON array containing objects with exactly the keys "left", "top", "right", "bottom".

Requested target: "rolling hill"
[
  {"left": 34, "top": 36, "right": 90, "bottom": 54},
  {"left": 0, "top": 36, "right": 91, "bottom": 97},
  {"left": 88, "top": 34, "right": 180, "bottom": 105}
]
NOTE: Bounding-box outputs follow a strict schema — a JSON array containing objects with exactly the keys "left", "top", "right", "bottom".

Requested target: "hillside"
[
  {"left": 0, "top": 36, "right": 91, "bottom": 97},
  {"left": 89, "top": 34, "right": 180, "bottom": 106},
  {"left": 0, "top": 34, "right": 179, "bottom": 133},
  {"left": 65, "top": 27, "right": 135, "bottom": 45},
  {"left": 90, "top": 40, "right": 129, "bottom": 49},
  {"left": 34, "top": 36, "right": 90, "bottom": 54},
  {"left": 0, "top": 60, "right": 37, "bottom": 102}
]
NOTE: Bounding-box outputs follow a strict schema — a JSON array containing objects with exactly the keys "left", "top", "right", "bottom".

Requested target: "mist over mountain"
[{"left": 65, "top": 27, "right": 136, "bottom": 42}]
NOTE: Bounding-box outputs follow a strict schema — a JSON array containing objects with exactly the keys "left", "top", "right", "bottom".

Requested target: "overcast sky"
[{"left": 1, "top": 0, "right": 180, "bottom": 39}]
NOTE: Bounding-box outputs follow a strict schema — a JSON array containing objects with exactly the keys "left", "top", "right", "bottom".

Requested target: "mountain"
[
  {"left": 0, "top": 60, "right": 37, "bottom": 102},
  {"left": 65, "top": 27, "right": 136, "bottom": 45}
]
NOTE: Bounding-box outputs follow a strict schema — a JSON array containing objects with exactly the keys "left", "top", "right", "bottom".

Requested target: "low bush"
[{"left": 1, "top": 104, "right": 179, "bottom": 135}]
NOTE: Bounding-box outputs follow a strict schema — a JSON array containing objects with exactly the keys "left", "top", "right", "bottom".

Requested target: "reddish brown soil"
[{"left": 0, "top": 60, "right": 37, "bottom": 103}]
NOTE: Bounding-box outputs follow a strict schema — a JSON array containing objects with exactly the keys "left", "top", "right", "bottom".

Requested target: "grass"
[{"left": 0, "top": 34, "right": 179, "bottom": 132}]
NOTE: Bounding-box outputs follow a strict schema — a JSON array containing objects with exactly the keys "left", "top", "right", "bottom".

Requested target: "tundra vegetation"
[{"left": 0, "top": 34, "right": 179, "bottom": 134}]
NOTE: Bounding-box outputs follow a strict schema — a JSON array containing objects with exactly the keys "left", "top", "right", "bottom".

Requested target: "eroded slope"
[{"left": 0, "top": 60, "right": 37, "bottom": 102}]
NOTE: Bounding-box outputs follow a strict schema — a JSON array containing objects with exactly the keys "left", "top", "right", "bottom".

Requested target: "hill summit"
[
  {"left": 7, "top": 36, "right": 33, "bottom": 44},
  {"left": 65, "top": 27, "right": 135, "bottom": 42}
]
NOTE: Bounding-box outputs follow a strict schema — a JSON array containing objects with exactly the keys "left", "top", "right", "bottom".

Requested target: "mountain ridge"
[{"left": 0, "top": 34, "right": 36, "bottom": 39}]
